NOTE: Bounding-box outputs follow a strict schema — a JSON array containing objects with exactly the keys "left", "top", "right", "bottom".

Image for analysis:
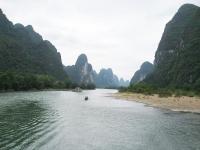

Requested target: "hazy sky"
[{"left": 1, "top": 0, "right": 200, "bottom": 80}]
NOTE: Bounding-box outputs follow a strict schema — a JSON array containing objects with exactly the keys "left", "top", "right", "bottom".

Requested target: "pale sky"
[{"left": 1, "top": 0, "right": 200, "bottom": 80}]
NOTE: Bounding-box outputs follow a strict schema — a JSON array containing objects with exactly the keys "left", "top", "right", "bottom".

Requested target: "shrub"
[{"left": 0, "top": 71, "right": 72, "bottom": 91}]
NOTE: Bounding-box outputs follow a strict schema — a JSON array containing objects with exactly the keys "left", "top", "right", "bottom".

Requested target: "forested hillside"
[
  {"left": 0, "top": 9, "right": 66, "bottom": 80},
  {"left": 145, "top": 4, "right": 200, "bottom": 90}
]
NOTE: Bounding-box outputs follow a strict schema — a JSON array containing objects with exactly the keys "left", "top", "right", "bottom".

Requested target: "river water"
[{"left": 0, "top": 89, "right": 200, "bottom": 150}]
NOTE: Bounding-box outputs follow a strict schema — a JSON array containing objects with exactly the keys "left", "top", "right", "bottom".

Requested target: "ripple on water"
[
  {"left": 0, "top": 90, "right": 200, "bottom": 150},
  {"left": 0, "top": 99, "right": 61, "bottom": 150}
]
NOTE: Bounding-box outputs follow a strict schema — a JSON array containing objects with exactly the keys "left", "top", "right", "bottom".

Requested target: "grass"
[{"left": 119, "top": 83, "right": 200, "bottom": 98}]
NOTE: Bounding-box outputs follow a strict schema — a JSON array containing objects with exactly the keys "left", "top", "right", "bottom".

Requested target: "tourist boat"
[{"left": 73, "top": 87, "right": 82, "bottom": 92}]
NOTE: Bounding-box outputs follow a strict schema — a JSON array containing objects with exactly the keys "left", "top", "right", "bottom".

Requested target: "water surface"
[{"left": 0, "top": 89, "right": 200, "bottom": 150}]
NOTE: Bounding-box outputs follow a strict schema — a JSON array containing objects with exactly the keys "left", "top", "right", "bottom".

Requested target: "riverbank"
[
  {"left": 0, "top": 88, "right": 96, "bottom": 93},
  {"left": 113, "top": 92, "right": 200, "bottom": 113}
]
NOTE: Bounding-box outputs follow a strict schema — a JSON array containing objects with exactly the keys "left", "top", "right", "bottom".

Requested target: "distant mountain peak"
[
  {"left": 14, "top": 23, "right": 24, "bottom": 28},
  {"left": 145, "top": 3, "right": 200, "bottom": 88},
  {"left": 0, "top": 9, "right": 3, "bottom": 14},
  {"left": 95, "top": 68, "right": 120, "bottom": 88},
  {"left": 75, "top": 54, "right": 88, "bottom": 66},
  {"left": 131, "top": 61, "right": 154, "bottom": 84},
  {"left": 65, "top": 54, "right": 122, "bottom": 88},
  {"left": 25, "top": 25, "right": 34, "bottom": 31},
  {"left": 107, "top": 68, "right": 113, "bottom": 72},
  {"left": 178, "top": 3, "right": 199, "bottom": 12},
  {"left": 141, "top": 61, "right": 153, "bottom": 69},
  {"left": 65, "top": 54, "right": 95, "bottom": 86}
]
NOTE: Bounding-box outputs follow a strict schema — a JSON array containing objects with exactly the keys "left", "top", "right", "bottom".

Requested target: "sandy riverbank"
[{"left": 113, "top": 92, "right": 200, "bottom": 113}]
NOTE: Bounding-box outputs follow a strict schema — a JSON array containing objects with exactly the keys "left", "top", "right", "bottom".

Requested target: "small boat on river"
[{"left": 85, "top": 96, "right": 89, "bottom": 101}]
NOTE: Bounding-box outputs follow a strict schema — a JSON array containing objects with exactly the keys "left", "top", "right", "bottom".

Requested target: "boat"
[
  {"left": 85, "top": 96, "right": 89, "bottom": 101},
  {"left": 73, "top": 87, "right": 82, "bottom": 92}
]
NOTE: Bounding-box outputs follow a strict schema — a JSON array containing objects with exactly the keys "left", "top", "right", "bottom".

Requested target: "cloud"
[{"left": 1, "top": 0, "right": 200, "bottom": 80}]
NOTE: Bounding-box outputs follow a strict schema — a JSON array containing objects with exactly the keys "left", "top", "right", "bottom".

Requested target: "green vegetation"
[
  {"left": 0, "top": 71, "right": 96, "bottom": 91},
  {"left": 119, "top": 83, "right": 156, "bottom": 95},
  {"left": 0, "top": 71, "right": 72, "bottom": 91},
  {"left": 0, "top": 10, "right": 67, "bottom": 80},
  {"left": 125, "top": 4, "right": 200, "bottom": 97},
  {"left": 120, "top": 83, "right": 200, "bottom": 98},
  {"left": 0, "top": 10, "right": 98, "bottom": 91},
  {"left": 145, "top": 4, "right": 200, "bottom": 89}
]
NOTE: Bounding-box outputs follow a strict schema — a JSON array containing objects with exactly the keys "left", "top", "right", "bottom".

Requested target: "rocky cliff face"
[
  {"left": 64, "top": 54, "right": 124, "bottom": 88},
  {"left": 0, "top": 9, "right": 66, "bottom": 80},
  {"left": 95, "top": 68, "right": 120, "bottom": 88},
  {"left": 131, "top": 61, "right": 154, "bottom": 84},
  {"left": 145, "top": 4, "right": 200, "bottom": 88},
  {"left": 64, "top": 54, "right": 94, "bottom": 85}
]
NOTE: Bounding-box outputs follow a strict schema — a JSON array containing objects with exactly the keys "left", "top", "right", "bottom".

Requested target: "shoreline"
[
  {"left": 112, "top": 92, "right": 200, "bottom": 113},
  {"left": 0, "top": 89, "right": 71, "bottom": 93},
  {"left": 0, "top": 88, "right": 97, "bottom": 93}
]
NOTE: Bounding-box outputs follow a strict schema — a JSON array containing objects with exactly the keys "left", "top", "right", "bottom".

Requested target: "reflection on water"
[{"left": 0, "top": 90, "right": 200, "bottom": 150}]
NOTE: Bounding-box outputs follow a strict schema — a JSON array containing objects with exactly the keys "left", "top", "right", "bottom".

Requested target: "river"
[{"left": 0, "top": 89, "right": 200, "bottom": 150}]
